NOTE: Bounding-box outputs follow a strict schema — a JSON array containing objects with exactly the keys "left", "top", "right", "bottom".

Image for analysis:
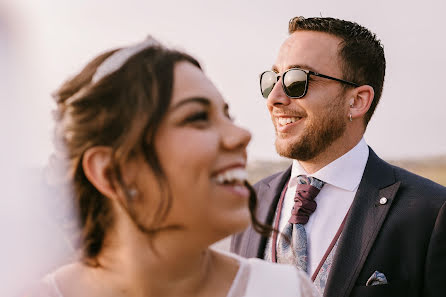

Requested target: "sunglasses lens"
[
  {"left": 260, "top": 71, "right": 277, "bottom": 99},
  {"left": 283, "top": 69, "right": 307, "bottom": 98}
]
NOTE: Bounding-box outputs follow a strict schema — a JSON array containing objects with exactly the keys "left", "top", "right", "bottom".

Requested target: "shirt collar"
[{"left": 290, "top": 138, "right": 369, "bottom": 192}]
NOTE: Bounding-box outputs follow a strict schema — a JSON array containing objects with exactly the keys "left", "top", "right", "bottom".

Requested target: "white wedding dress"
[
  {"left": 224, "top": 251, "right": 320, "bottom": 297},
  {"left": 30, "top": 251, "right": 320, "bottom": 297}
]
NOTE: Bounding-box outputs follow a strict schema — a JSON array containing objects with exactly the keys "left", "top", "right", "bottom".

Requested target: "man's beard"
[{"left": 275, "top": 94, "right": 347, "bottom": 161}]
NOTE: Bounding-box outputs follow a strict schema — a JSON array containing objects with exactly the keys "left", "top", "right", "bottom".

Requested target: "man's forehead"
[{"left": 273, "top": 31, "right": 342, "bottom": 73}]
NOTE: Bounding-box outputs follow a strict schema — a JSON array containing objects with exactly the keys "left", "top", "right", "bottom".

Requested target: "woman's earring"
[
  {"left": 126, "top": 188, "right": 138, "bottom": 199},
  {"left": 349, "top": 113, "right": 353, "bottom": 122}
]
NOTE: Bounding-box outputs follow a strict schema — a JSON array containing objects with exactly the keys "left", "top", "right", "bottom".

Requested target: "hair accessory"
[
  {"left": 92, "top": 36, "right": 160, "bottom": 84},
  {"left": 349, "top": 113, "right": 353, "bottom": 122}
]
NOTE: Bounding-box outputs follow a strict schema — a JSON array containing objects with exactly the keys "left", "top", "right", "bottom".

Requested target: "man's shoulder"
[
  {"left": 367, "top": 149, "right": 446, "bottom": 199},
  {"left": 391, "top": 163, "right": 446, "bottom": 195},
  {"left": 252, "top": 168, "right": 290, "bottom": 192},
  {"left": 385, "top": 163, "right": 446, "bottom": 211}
]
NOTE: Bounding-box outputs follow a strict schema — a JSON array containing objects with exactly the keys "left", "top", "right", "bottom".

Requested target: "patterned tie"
[{"left": 277, "top": 175, "right": 325, "bottom": 272}]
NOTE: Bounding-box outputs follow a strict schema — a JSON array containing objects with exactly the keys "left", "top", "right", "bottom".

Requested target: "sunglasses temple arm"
[{"left": 312, "top": 72, "right": 359, "bottom": 87}]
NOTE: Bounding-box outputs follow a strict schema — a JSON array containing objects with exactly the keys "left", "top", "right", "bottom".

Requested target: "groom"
[{"left": 231, "top": 16, "right": 446, "bottom": 297}]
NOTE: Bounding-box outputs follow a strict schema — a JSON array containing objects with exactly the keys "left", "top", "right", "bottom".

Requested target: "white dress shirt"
[{"left": 277, "top": 138, "right": 369, "bottom": 276}]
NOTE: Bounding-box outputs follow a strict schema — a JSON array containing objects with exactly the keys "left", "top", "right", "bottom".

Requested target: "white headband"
[{"left": 92, "top": 36, "right": 160, "bottom": 84}]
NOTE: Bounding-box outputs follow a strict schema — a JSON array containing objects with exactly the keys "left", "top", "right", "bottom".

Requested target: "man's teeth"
[
  {"left": 214, "top": 168, "right": 247, "bottom": 185},
  {"left": 277, "top": 117, "right": 300, "bottom": 126}
]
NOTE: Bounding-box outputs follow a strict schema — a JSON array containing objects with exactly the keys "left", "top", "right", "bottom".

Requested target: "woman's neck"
[{"left": 93, "top": 219, "right": 216, "bottom": 297}]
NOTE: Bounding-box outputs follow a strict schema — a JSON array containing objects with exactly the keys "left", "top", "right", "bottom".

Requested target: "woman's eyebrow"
[{"left": 170, "top": 97, "right": 210, "bottom": 111}]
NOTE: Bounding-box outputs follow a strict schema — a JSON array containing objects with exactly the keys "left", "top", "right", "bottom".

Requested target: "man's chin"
[
  {"left": 275, "top": 138, "right": 299, "bottom": 159},
  {"left": 274, "top": 136, "right": 319, "bottom": 161}
]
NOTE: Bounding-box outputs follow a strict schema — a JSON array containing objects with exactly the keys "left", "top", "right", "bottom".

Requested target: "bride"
[{"left": 29, "top": 37, "right": 320, "bottom": 297}]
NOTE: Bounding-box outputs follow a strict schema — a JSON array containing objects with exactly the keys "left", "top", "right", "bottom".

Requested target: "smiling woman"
[{"left": 27, "top": 37, "right": 320, "bottom": 297}]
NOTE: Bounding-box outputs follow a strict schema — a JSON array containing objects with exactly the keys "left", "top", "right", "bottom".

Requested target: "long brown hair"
[{"left": 52, "top": 42, "right": 272, "bottom": 266}]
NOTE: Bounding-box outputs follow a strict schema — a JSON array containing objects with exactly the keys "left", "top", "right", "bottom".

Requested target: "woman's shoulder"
[
  {"left": 243, "top": 258, "right": 321, "bottom": 297},
  {"left": 25, "top": 263, "right": 82, "bottom": 297},
  {"left": 25, "top": 273, "right": 64, "bottom": 297}
]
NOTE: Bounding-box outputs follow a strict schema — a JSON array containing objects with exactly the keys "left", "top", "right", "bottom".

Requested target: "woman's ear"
[{"left": 82, "top": 146, "right": 118, "bottom": 200}]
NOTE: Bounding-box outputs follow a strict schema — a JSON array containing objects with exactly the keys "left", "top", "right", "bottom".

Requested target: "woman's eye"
[
  {"left": 225, "top": 111, "right": 234, "bottom": 121},
  {"left": 224, "top": 105, "right": 235, "bottom": 122},
  {"left": 185, "top": 111, "right": 209, "bottom": 123}
]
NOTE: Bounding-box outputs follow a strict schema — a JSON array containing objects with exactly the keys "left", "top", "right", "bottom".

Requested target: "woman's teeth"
[
  {"left": 277, "top": 117, "right": 300, "bottom": 126},
  {"left": 214, "top": 168, "right": 247, "bottom": 185}
]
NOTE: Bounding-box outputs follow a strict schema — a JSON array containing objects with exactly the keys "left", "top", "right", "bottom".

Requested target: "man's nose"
[{"left": 266, "top": 78, "right": 292, "bottom": 107}]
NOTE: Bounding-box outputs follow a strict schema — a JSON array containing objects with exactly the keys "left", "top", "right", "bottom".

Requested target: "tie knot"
[
  {"left": 288, "top": 175, "right": 325, "bottom": 225},
  {"left": 297, "top": 175, "right": 325, "bottom": 190}
]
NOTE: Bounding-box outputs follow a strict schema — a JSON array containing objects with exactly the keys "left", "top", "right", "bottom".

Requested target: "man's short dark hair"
[{"left": 289, "top": 16, "right": 386, "bottom": 126}]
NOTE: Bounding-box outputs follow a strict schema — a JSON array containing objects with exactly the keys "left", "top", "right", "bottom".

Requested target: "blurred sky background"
[
  {"left": 1, "top": 0, "right": 446, "bottom": 295},
  {"left": 3, "top": 0, "right": 446, "bottom": 167}
]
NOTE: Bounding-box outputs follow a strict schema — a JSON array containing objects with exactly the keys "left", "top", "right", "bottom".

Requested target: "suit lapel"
[
  {"left": 324, "top": 149, "right": 401, "bottom": 297},
  {"left": 244, "top": 166, "right": 292, "bottom": 258}
]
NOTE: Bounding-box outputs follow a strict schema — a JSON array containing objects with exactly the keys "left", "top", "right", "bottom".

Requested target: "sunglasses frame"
[{"left": 260, "top": 68, "right": 360, "bottom": 99}]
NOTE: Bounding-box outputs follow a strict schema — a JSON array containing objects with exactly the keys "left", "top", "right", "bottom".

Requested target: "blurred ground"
[{"left": 247, "top": 156, "right": 446, "bottom": 186}]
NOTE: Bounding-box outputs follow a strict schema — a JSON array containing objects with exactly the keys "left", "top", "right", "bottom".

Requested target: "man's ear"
[
  {"left": 349, "top": 85, "right": 374, "bottom": 119},
  {"left": 82, "top": 146, "right": 118, "bottom": 200}
]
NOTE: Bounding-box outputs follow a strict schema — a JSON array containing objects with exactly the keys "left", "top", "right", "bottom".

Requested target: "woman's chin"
[{"left": 211, "top": 210, "right": 252, "bottom": 241}]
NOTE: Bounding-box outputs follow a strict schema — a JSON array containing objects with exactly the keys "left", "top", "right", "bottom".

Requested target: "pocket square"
[{"left": 366, "top": 271, "right": 388, "bottom": 286}]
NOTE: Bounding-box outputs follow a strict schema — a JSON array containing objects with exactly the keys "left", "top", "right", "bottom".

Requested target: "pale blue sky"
[{"left": 4, "top": 0, "right": 446, "bottom": 166}]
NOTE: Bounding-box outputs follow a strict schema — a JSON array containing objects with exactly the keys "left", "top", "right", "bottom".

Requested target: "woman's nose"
[{"left": 222, "top": 122, "right": 251, "bottom": 151}]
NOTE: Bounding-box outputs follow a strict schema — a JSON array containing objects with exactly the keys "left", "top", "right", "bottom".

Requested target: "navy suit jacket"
[{"left": 231, "top": 148, "right": 446, "bottom": 297}]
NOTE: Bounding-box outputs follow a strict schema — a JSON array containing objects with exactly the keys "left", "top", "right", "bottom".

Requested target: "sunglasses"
[{"left": 260, "top": 68, "right": 359, "bottom": 99}]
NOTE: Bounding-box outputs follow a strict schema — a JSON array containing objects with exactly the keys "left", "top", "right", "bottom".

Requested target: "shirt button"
[{"left": 379, "top": 197, "right": 388, "bottom": 205}]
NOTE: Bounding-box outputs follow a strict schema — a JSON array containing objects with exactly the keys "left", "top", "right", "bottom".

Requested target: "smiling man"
[{"left": 231, "top": 16, "right": 446, "bottom": 297}]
